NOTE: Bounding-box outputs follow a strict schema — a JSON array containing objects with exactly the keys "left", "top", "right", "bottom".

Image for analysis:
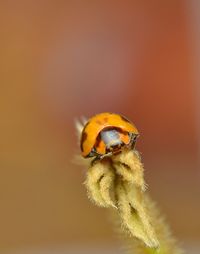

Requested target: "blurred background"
[{"left": 0, "top": 1, "right": 200, "bottom": 253}]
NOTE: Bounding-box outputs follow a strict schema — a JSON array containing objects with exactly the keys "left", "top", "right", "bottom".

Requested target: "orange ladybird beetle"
[{"left": 80, "top": 112, "right": 139, "bottom": 159}]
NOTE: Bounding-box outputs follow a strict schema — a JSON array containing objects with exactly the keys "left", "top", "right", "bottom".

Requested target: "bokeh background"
[{"left": 1, "top": 1, "right": 200, "bottom": 253}]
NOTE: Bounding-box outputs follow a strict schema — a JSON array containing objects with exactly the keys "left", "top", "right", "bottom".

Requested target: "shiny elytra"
[{"left": 80, "top": 113, "right": 139, "bottom": 159}]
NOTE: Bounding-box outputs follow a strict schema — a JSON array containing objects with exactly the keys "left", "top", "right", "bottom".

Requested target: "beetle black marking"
[
  {"left": 80, "top": 131, "right": 88, "bottom": 152},
  {"left": 120, "top": 115, "right": 131, "bottom": 123}
]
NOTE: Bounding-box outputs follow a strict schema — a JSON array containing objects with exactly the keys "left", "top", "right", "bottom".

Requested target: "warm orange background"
[{"left": 0, "top": 1, "right": 200, "bottom": 253}]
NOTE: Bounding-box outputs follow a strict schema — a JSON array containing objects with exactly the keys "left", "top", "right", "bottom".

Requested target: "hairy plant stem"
[{"left": 84, "top": 150, "right": 183, "bottom": 254}]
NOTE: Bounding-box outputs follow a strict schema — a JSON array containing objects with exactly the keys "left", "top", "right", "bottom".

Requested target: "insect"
[{"left": 80, "top": 112, "right": 139, "bottom": 160}]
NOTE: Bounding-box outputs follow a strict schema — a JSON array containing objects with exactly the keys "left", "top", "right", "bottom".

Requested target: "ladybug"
[{"left": 80, "top": 112, "right": 139, "bottom": 159}]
